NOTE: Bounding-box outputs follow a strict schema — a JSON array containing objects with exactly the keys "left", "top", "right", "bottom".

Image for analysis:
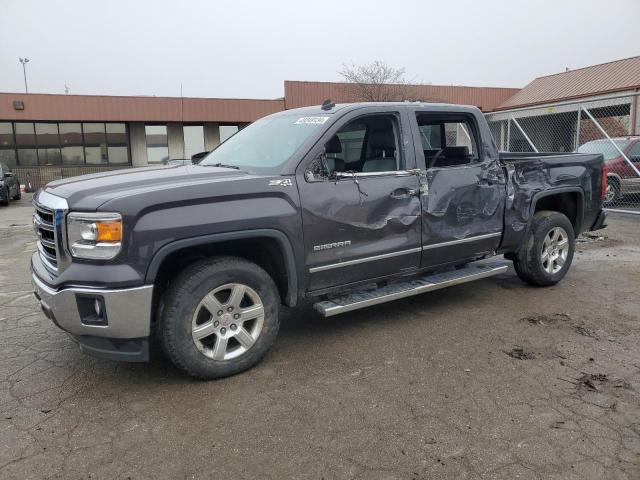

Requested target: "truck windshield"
[
  {"left": 577, "top": 139, "right": 629, "bottom": 160},
  {"left": 200, "top": 114, "right": 330, "bottom": 173}
]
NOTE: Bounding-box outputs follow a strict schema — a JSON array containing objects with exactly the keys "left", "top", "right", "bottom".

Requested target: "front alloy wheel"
[
  {"left": 160, "top": 256, "right": 280, "bottom": 379},
  {"left": 192, "top": 283, "right": 264, "bottom": 361}
]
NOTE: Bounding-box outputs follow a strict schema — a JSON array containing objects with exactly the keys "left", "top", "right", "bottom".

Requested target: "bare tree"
[{"left": 338, "top": 60, "right": 418, "bottom": 102}]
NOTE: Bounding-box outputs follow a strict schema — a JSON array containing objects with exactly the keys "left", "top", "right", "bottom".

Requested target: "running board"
[{"left": 313, "top": 261, "right": 509, "bottom": 317}]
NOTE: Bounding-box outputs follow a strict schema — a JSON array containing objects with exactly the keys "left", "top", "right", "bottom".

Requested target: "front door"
[
  {"left": 297, "top": 110, "right": 422, "bottom": 292},
  {"left": 410, "top": 111, "right": 505, "bottom": 268}
]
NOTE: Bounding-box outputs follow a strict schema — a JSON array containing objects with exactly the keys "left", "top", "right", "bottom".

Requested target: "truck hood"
[{"left": 43, "top": 165, "right": 250, "bottom": 210}]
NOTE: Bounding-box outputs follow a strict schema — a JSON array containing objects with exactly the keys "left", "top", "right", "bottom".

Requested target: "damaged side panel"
[
  {"left": 299, "top": 174, "right": 422, "bottom": 292},
  {"left": 420, "top": 159, "right": 506, "bottom": 269},
  {"left": 498, "top": 153, "right": 602, "bottom": 253}
]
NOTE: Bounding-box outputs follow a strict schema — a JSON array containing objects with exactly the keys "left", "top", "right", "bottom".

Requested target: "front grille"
[{"left": 34, "top": 202, "right": 59, "bottom": 271}]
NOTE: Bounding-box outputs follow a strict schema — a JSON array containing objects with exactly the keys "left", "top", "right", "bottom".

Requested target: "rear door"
[
  {"left": 409, "top": 110, "right": 505, "bottom": 269},
  {"left": 296, "top": 108, "right": 422, "bottom": 292}
]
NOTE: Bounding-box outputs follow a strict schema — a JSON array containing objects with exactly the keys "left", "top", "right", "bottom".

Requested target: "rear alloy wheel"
[
  {"left": 513, "top": 211, "right": 575, "bottom": 286},
  {"left": 160, "top": 256, "right": 280, "bottom": 379}
]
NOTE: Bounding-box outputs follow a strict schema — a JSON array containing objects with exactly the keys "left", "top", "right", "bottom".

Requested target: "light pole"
[{"left": 19, "top": 58, "right": 29, "bottom": 93}]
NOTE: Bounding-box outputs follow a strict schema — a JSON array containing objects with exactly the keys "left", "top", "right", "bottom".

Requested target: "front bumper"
[{"left": 31, "top": 271, "right": 153, "bottom": 361}]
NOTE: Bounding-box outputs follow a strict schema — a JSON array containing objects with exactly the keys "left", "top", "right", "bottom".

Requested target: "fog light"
[{"left": 76, "top": 295, "right": 108, "bottom": 326}]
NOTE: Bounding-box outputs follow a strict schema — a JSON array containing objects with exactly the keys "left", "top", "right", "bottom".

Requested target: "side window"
[
  {"left": 629, "top": 142, "right": 640, "bottom": 160},
  {"left": 324, "top": 114, "right": 401, "bottom": 173},
  {"left": 416, "top": 114, "right": 478, "bottom": 168}
]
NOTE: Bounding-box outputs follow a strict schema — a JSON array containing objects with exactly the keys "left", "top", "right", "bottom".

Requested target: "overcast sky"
[{"left": 1, "top": 0, "right": 638, "bottom": 99}]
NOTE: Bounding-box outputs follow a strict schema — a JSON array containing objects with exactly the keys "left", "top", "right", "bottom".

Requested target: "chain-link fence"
[{"left": 485, "top": 93, "right": 640, "bottom": 214}]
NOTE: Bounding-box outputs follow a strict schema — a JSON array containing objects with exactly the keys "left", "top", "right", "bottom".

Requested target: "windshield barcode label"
[{"left": 295, "top": 116, "right": 330, "bottom": 125}]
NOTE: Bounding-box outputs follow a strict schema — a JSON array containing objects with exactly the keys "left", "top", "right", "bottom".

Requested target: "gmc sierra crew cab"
[{"left": 31, "top": 102, "right": 608, "bottom": 379}]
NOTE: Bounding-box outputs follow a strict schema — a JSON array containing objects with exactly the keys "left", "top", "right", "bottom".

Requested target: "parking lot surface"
[{"left": 1, "top": 196, "right": 639, "bottom": 479}]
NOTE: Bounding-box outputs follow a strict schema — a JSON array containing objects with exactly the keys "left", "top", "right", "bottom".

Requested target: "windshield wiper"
[{"left": 210, "top": 163, "right": 240, "bottom": 170}]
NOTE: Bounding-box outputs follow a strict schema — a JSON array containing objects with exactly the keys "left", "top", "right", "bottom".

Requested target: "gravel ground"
[{"left": 1, "top": 195, "right": 639, "bottom": 479}]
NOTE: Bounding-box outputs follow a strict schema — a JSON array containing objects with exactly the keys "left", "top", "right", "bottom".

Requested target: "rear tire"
[
  {"left": 603, "top": 177, "right": 620, "bottom": 206},
  {"left": 513, "top": 211, "right": 575, "bottom": 287},
  {"left": 159, "top": 256, "right": 280, "bottom": 380}
]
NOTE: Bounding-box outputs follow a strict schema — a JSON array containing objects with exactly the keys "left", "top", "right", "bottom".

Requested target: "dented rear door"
[{"left": 409, "top": 109, "right": 505, "bottom": 269}]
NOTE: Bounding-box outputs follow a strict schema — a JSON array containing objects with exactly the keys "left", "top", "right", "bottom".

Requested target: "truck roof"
[{"left": 276, "top": 102, "right": 483, "bottom": 117}]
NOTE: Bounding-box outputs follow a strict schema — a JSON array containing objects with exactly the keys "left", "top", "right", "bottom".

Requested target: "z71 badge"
[{"left": 268, "top": 179, "right": 293, "bottom": 187}]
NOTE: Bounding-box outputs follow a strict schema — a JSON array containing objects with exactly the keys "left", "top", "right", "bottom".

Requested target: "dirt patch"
[
  {"left": 574, "top": 325, "right": 599, "bottom": 339},
  {"left": 504, "top": 346, "right": 536, "bottom": 360},
  {"left": 577, "top": 372, "right": 608, "bottom": 390},
  {"left": 521, "top": 313, "right": 571, "bottom": 326}
]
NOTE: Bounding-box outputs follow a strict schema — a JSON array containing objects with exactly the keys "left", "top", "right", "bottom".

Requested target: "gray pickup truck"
[{"left": 31, "top": 102, "right": 608, "bottom": 379}]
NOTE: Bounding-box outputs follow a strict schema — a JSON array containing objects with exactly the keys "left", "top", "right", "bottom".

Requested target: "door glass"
[
  {"left": 324, "top": 114, "right": 400, "bottom": 173},
  {"left": 416, "top": 115, "right": 478, "bottom": 168}
]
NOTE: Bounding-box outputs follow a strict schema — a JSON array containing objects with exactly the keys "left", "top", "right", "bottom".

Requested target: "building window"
[
  {"left": 59, "top": 123, "right": 85, "bottom": 165},
  {"left": 184, "top": 125, "right": 205, "bottom": 159},
  {"left": 106, "top": 123, "right": 129, "bottom": 164},
  {"left": 15, "top": 122, "right": 38, "bottom": 166},
  {"left": 145, "top": 125, "right": 169, "bottom": 163},
  {"left": 219, "top": 125, "right": 239, "bottom": 143},
  {"left": 83, "top": 123, "right": 107, "bottom": 164},
  {"left": 0, "top": 121, "right": 130, "bottom": 167},
  {"left": 0, "top": 122, "right": 17, "bottom": 167},
  {"left": 35, "top": 123, "right": 62, "bottom": 165}
]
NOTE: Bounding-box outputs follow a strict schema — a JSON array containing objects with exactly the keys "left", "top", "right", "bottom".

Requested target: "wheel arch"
[
  {"left": 146, "top": 229, "right": 298, "bottom": 307},
  {"left": 529, "top": 187, "right": 584, "bottom": 237}
]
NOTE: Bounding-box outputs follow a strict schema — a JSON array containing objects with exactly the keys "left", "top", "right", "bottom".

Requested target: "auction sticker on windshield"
[{"left": 294, "top": 116, "right": 330, "bottom": 125}]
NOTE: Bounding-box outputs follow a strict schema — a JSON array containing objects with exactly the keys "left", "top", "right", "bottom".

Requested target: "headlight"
[{"left": 66, "top": 212, "right": 122, "bottom": 260}]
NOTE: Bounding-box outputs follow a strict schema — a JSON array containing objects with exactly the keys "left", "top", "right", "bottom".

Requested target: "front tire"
[
  {"left": 13, "top": 187, "right": 21, "bottom": 200},
  {"left": 159, "top": 256, "right": 280, "bottom": 380},
  {"left": 513, "top": 211, "right": 575, "bottom": 287}
]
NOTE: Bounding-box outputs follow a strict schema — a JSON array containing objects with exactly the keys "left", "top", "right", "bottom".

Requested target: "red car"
[{"left": 577, "top": 136, "right": 640, "bottom": 205}]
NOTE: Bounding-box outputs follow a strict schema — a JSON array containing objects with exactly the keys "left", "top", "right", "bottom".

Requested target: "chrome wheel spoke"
[
  {"left": 201, "top": 293, "right": 223, "bottom": 315},
  {"left": 227, "top": 284, "right": 246, "bottom": 309},
  {"left": 541, "top": 250, "right": 549, "bottom": 263},
  {"left": 212, "top": 335, "right": 228, "bottom": 360},
  {"left": 235, "top": 327, "right": 255, "bottom": 349},
  {"left": 239, "top": 304, "right": 264, "bottom": 322},
  {"left": 556, "top": 254, "right": 566, "bottom": 267},
  {"left": 192, "top": 320, "right": 216, "bottom": 340}
]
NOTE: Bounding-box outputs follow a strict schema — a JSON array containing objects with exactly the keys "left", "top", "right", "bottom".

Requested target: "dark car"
[
  {"left": 577, "top": 137, "right": 640, "bottom": 205},
  {"left": 0, "top": 163, "right": 21, "bottom": 205},
  {"left": 31, "top": 102, "right": 607, "bottom": 379}
]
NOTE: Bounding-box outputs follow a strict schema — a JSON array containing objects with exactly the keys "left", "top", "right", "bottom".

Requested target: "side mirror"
[
  {"left": 630, "top": 155, "right": 640, "bottom": 163},
  {"left": 4, "top": 172, "right": 13, "bottom": 178}
]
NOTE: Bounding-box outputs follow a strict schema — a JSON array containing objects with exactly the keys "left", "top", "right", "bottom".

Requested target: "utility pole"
[{"left": 19, "top": 58, "right": 29, "bottom": 93}]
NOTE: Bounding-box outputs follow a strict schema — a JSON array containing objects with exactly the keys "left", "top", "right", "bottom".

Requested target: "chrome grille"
[{"left": 34, "top": 202, "right": 59, "bottom": 271}]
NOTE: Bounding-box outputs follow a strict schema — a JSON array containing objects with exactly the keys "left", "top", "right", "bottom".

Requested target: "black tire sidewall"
[
  {"left": 161, "top": 256, "right": 280, "bottom": 379},
  {"left": 526, "top": 212, "right": 575, "bottom": 285}
]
